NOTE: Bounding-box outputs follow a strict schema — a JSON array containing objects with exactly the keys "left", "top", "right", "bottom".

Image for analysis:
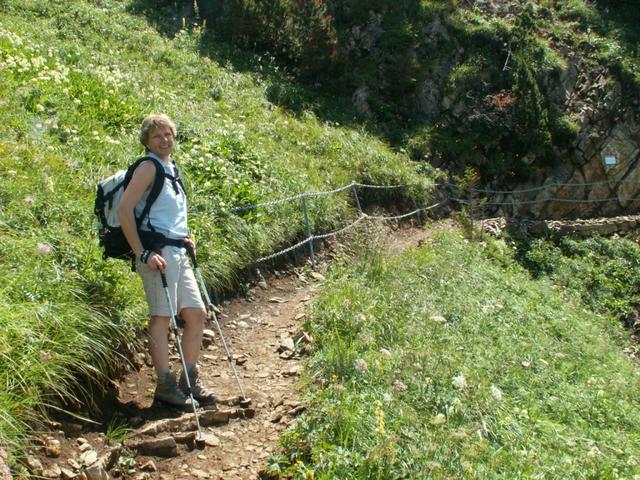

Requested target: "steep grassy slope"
[
  {"left": 271, "top": 230, "right": 640, "bottom": 478},
  {"left": 0, "top": 0, "right": 430, "bottom": 459}
]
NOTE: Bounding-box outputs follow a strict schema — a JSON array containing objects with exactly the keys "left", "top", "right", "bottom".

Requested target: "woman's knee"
[
  {"left": 180, "top": 307, "right": 206, "bottom": 328},
  {"left": 149, "top": 316, "right": 170, "bottom": 330}
]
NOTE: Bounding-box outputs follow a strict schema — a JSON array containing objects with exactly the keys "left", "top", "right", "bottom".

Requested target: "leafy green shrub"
[
  {"left": 518, "top": 236, "right": 640, "bottom": 319},
  {"left": 556, "top": 0, "right": 602, "bottom": 31},
  {"left": 216, "top": 0, "right": 338, "bottom": 79},
  {"left": 550, "top": 112, "right": 580, "bottom": 148},
  {"left": 513, "top": 53, "right": 553, "bottom": 161},
  {"left": 264, "top": 80, "right": 308, "bottom": 114}
]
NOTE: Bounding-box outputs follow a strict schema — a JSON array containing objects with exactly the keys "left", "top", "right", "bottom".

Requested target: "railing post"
[
  {"left": 351, "top": 181, "right": 362, "bottom": 214},
  {"left": 413, "top": 198, "right": 423, "bottom": 227},
  {"left": 467, "top": 186, "right": 475, "bottom": 240},
  {"left": 301, "top": 194, "right": 316, "bottom": 270}
]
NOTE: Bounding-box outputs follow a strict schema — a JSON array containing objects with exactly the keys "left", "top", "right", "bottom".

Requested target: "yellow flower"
[{"left": 375, "top": 400, "right": 385, "bottom": 435}]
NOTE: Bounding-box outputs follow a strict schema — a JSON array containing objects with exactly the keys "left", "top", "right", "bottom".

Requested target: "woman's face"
[{"left": 145, "top": 125, "right": 174, "bottom": 160}]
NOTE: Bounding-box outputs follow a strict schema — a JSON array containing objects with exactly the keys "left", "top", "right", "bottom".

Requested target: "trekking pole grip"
[{"left": 160, "top": 272, "right": 168, "bottom": 288}]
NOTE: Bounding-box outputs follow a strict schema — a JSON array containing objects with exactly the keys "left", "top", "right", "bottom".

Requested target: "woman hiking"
[{"left": 117, "top": 113, "right": 216, "bottom": 409}]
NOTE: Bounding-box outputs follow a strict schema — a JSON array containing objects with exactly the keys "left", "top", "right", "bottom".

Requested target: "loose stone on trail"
[
  {"left": 130, "top": 437, "right": 178, "bottom": 458},
  {"left": 45, "top": 438, "right": 61, "bottom": 458},
  {"left": 201, "top": 433, "right": 221, "bottom": 448},
  {"left": 310, "top": 271, "right": 325, "bottom": 281}
]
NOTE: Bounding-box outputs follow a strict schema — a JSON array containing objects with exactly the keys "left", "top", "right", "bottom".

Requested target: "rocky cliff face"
[
  {"left": 343, "top": 4, "right": 640, "bottom": 219},
  {"left": 202, "top": 0, "right": 639, "bottom": 220},
  {"left": 488, "top": 61, "right": 640, "bottom": 220}
]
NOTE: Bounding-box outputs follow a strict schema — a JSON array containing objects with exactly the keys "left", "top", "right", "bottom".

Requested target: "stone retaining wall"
[{"left": 480, "top": 215, "right": 640, "bottom": 239}]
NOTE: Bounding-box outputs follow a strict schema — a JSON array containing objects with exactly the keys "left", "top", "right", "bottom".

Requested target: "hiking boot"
[
  {"left": 179, "top": 365, "right": 218, "bottom": 406},
  {"left": 154, "top": 370, "right": 199, "bottom": 409}
]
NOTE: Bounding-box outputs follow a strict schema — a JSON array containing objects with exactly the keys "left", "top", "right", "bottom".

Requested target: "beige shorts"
[{"left": 136, "top": 246, "right": 205, "bottom": 317}]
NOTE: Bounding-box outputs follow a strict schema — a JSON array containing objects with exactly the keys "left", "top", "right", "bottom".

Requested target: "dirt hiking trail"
[{"left": 26, "top": 223, "right": 439, "bottom": 480}]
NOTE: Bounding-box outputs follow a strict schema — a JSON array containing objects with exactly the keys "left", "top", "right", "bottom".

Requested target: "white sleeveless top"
[{"left": 135, "top": 152, "right": 189, "bottom": 239}]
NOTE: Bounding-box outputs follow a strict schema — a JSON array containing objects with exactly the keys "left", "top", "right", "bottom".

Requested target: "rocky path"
[
  {"left": 24, "top": 224, "right": 433, "bottom": 480},
  {"left": 27, "top": 268, "right": 318, "bottom": 480}
]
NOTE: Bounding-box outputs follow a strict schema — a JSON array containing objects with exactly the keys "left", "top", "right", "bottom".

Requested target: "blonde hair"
[{"left": 139, "top": 113, "right": 177, "bottom": 147}]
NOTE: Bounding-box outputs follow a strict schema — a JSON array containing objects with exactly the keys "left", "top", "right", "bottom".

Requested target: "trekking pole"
[
  {"left": 160, "top": 272, "right": 205, "bottom": 442},
  {"left": 185, "top": 247, "right": 252, "bottom": 408}
]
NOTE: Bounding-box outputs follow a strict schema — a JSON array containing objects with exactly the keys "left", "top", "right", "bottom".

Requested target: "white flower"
[
  {"left": 452, "top": 374, "right": 467, "bottom": 389},
  {"left": 379, "top": 348, "right": 392, "bottom": 357},
  {"left": 431, "top": 413, "right": 446, "bottom": 425},
  {"left": 354, "top": 358, "right": 367, "bottom": 372},
  {"left": 447, "top": 397, "right": 462, "bottom": 415},
  {"left": 37, "top": 243, "right": 53, "bottom": 256},
  {"left": 490, "top": 385, "right": 503, "bottom": 400},
  {"left": 587, "top": 446, "right": 601, "bottom": 458},
  {"left": 431, "top": 314, "right": 446, "bottom": 323}
]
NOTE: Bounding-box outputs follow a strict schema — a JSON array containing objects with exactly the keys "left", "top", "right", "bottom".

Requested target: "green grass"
[
  {"left": 104, "top": 417, "right": 132, "bottom": 444},
  {"left": 517, "top": 235, "right": 640, "bottom": 320},
  {"left": 0, "top": 0, "right": 431, "bottom": 464},
  {"left": 270, "top": 230, "right": 640, "bottom": 478}
]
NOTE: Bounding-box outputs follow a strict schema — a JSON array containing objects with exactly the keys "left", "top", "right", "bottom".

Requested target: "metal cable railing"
[{"left": 223, "top": 179, "right": 640, "bottom": 270}]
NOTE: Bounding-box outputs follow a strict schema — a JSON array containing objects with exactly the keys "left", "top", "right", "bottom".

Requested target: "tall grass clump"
[
  {"left": 270, "top": 230, "right": 640, "bottom": 478},
  {"left": 0, "top": 0, "right": 432, "bottom": 462}
]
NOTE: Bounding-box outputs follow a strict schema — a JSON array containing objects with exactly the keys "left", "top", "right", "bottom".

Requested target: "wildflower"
[
  {"left": 431, "top": 413, "right": 446, "bottom": 425},
  {"left": 587, "top": 446, "right": 601, "bottom": 457},
  {"left": 393, "top": 379, "right": 407, "bottom": 392},
  {"left": 24, "top": 195, "right": 35, "bottom": 205},
  {"left": 380, "top": 348, "right": 391, "bottom": 357},
  {"left": 374, "top": 400, "right": 385, "bottom": 435},
  {"left": 354, "top": 358, "right": 367, "bottom": 372},
  {"left": 490, "top": 385, "right": 503, "bottom": 400},
  {"left": 431, "top": 314, "right": 446, "bottom": 323},
  {"left": 37, "top": 243, "right": 53, "bottom": 256},
  {"left": 452, "top": 373, "right": 467, "bottom": 389}
]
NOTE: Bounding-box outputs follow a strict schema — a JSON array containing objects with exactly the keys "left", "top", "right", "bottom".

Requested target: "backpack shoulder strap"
[
  {"left": 167, "top": 159, "right": 187, "bottom": 196},
  {"left": 124, "top": 156, "right": 165, "bottom": 228}
]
